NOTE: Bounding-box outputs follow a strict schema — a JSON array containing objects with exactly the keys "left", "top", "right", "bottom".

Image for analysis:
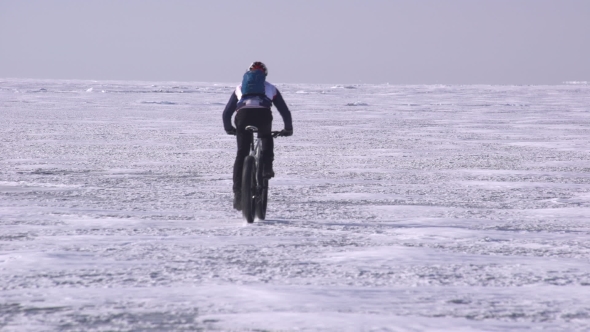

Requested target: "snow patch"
[
  {"left": 140, "top": 101, "right": 177, "bottom": 105},
  {"left": 331, "top": 85, "right": 357, "bottom": 89},
  {"left": 345, "top": 101, "right": 369, "bottom": 106}
]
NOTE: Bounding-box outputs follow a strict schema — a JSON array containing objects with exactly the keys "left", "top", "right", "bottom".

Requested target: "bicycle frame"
[{"left": 245, "top": 126, "right": 267, "bottom": 196}]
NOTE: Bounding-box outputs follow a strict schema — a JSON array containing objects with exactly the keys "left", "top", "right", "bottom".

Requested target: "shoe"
[
  {"left": 233, "top": 191, "right": 242, "bottom": 211},
  {"left": 263, "top": 164, "right": 275, "bottom": 179}
]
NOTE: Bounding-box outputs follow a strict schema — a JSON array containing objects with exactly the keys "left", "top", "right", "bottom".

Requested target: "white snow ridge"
[
  {"left": 563, "top": 81, "right": 588, "bottom": 85},
  {"left": 1, "top": 79, "right": 590, "bottom": 331}
]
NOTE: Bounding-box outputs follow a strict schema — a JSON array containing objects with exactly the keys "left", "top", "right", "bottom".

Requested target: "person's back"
[{"left": 222, "top": 62, "right": 293, "bottom": 211}]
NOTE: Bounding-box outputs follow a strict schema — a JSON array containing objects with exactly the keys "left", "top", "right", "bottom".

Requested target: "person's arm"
[
  {"left": 272, "top": 89, "right": 293, "bottom": 131},
  {"left": 222, "top": 92, "right": 239, "bottom": 132}
]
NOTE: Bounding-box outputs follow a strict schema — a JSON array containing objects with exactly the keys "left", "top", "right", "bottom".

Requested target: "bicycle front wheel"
[
  {"left": 241, "top": 156, "right": 256, "bottom": 223},
  {"left": 255, "top": 178, "right": 268, "bottom": 220}
]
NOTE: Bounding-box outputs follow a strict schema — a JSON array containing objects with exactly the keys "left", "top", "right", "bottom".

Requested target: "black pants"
[{"left": 233, "top": 108, "right": 273, "bottom": 193}]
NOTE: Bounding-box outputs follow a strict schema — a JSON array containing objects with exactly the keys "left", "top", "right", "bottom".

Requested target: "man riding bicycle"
[{"left": 222, "top": 61, "right": 293, "bottom": 211}]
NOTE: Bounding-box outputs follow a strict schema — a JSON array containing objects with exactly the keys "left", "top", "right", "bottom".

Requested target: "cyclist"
[{"left": 222, "top": 61, "right": 293, "bottom": 210}]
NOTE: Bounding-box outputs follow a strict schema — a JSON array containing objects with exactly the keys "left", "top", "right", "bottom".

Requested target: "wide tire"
[
  {"left": 241, "top": 156, "right": 256, "bottom": 223},
  {"left": 255, "top": 179, "right": 268, "bottom": 220}
]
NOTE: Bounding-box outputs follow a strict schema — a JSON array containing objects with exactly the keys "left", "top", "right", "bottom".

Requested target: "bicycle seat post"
[{"left": 245, "top": 126, "right": 259, "bottom": 151}]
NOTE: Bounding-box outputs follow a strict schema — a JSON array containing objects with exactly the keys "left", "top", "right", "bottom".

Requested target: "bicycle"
[{"left": 241, "top": 125, "right": 285, "bottom": 223}]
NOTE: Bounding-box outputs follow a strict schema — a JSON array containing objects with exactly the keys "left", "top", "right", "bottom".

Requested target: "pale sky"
[{"left": 1, "top": 0, "right": 588, "bottom": 84}]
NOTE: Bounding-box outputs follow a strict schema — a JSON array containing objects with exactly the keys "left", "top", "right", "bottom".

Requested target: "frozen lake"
[{"left": 1, "top": 79, "right": 590, "bottom": 331}]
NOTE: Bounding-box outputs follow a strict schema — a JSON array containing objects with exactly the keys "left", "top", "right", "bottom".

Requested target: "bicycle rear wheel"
[
  {"left": 241, "top": 156, "right": 256, "bottom": 223},
  {"left": 255, "top": 178, "right": 268, "bottom": 220}
]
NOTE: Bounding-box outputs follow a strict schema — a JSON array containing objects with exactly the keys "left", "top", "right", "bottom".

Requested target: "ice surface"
[{"left": 1, "top": 79, "right": 590, "bottom": 331}]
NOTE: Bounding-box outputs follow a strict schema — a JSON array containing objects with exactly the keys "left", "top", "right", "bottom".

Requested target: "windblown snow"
[{"left": 1, "top": 79, "right": 590, "bottom": 331}]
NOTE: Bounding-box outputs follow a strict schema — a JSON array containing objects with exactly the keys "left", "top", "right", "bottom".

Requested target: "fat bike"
[{"left": 241, "top": 126, "right": 285, "bottom": 223}]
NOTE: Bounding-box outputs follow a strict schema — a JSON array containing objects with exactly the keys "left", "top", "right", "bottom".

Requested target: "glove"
[
  {"left": 225, "top": 127, "right": 236, "bottom": 135},
  {"left": 280, "top": 129, "right": 293, "bottom": 137}
]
